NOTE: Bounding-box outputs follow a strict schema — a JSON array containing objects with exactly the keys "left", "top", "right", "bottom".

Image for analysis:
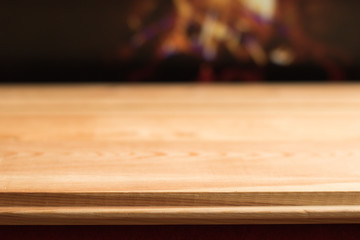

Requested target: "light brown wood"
[{"left": 1, "top": 84, "right": 360, "bottom": 224}]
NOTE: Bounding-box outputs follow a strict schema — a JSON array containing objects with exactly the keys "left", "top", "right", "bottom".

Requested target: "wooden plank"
[
  {"left": 1, "top": 84, "right": 360, "bottom": 224},
  {"left": 2, "top": 206, "right": 360, "bottom": 225}
]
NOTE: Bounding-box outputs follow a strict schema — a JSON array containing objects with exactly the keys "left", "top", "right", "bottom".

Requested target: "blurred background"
[{"left": 1, "top": 0, "right": 360, "bottom": 83}]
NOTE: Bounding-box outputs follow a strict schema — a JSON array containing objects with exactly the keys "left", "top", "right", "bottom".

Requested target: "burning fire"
[{"left": 122, "top": 0, "right": 349, "bottom": 81}]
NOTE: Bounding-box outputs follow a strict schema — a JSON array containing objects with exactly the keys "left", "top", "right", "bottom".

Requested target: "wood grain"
[{"left": 1, "top": 84, "right": 360, "bottom": 224}]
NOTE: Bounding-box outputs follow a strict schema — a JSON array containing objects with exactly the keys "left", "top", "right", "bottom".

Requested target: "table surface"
[{"left": 1, "top": 84, "right": 360, "bottom": 224}]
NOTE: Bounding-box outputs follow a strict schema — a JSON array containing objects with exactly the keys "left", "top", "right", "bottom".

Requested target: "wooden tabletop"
[{"left": 1, "top": 84, "right": 360, "bottom": 225}]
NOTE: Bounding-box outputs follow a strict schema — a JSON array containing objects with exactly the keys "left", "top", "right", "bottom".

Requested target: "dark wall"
[
  {"left": 0, "top": 1, "right": 128, "bottom": 61},
  {"left": 299, "top": 0, "right": 360, "bottom": 60}
]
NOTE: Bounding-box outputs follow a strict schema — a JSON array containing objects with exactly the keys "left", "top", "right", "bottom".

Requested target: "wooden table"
[{"left": 1, "top": 84, "right": 360, "bottom": 225}]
